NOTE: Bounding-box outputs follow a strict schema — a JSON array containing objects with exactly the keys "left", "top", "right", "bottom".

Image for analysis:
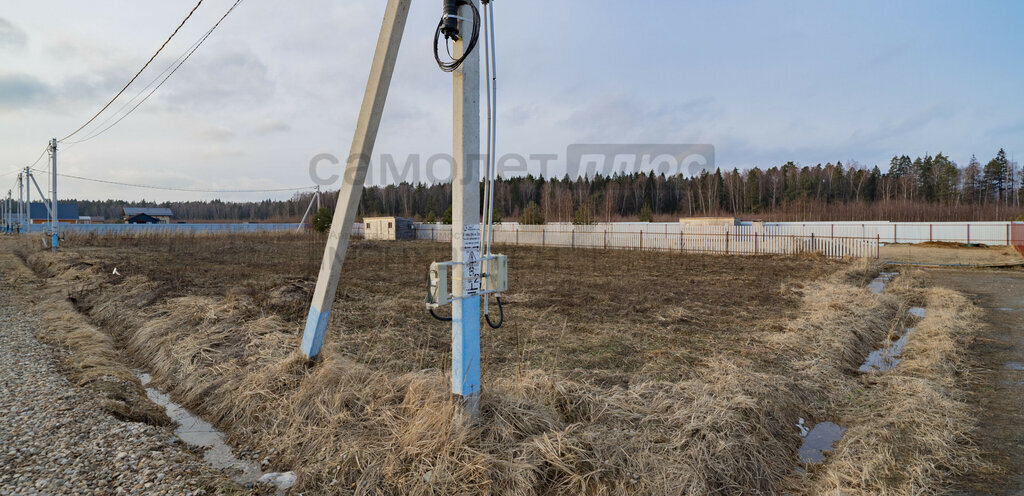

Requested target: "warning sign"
[{"left": 462, "top": 224, "right": 481, "bottom": 296}]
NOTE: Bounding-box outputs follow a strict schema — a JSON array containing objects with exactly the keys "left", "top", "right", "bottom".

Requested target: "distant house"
[
  {"left": 122, "top": 207, "right": 173, "bottom": 224},
  {"left": 125, "top": 213, "right": 161, "bottom": 224},
  {"left": 29, "top": 202, "right": 79, "bottom": 224},
  {"left": 78, "top": 216, "right": 104, "bottom": 224},
  {"left": 363, "top": 217, "right": 415, "bottom": 240}
]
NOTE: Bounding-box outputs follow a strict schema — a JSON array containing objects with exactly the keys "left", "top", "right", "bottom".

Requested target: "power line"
[
  {"left": 57, "top": 172, "right": 314, "bottom": 193},
  {"left": 59, "top": 0, "right": 206, "bottom": 142},
  {"left": 66, "top": 0, "right": 246, "bottom": 145}
]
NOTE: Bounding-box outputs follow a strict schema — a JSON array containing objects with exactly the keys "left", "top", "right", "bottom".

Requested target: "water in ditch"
[
  {"left": 868, "top": 272, "right": 899, "bottom": 294},
  {"left": 859, "top": 307, "right": 926, "bottom": 373},
  {"left": 137, "top": 373, "right": 264, "bottom": 486},
  {"left": 797, "top": 421, "right": 846, "bottom": 464}
]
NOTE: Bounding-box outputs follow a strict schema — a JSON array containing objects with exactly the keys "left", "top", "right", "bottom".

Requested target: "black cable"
[
  {"left": 59, "top": 0, "right": 206, "bottom": 142},
  {"left": 67, "top": 0, "right": 246, "bottom": 146},
  {"left": 485, "top": 295, "right": 503, "bottom": 329},
  {"left": 56, "top": 172, "right": 312, "bottom": 193},
  {"left": 433, "top": 0, "right": 480, "bottom": 72},
  {"left": 430, "top": 308, "right": 453, "bottom": 322}
]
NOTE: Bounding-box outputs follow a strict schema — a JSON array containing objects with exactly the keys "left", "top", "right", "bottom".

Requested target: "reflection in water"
[{"left": 138, "top": 373, "right": 263, "bottom": 485}]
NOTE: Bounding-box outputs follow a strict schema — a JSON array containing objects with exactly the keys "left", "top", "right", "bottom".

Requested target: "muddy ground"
[{"left": 922, "top": 269, "right": 1024, "bottom": 496}]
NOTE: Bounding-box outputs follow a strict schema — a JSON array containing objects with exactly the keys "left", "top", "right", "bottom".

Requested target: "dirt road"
[{"left": 923, "top": 268, "right": 1024, "bottom": 495}]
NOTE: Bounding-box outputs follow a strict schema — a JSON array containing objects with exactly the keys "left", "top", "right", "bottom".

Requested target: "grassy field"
[
  {"left": 10, "top": 232, "right": 987, "bottom": 495},
  {"left": 60, "top": 233, "right": 841, "bottom": 384}
]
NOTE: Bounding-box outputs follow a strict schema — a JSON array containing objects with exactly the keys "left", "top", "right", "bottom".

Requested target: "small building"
[
  {"left": 363, "top": 216, "right": 414, "bottom": 240},
  {"left": 679, "top": 217, "right": 741, "bottom": 227},
  {"left": 29, "top": 202, "right": 79, "bottom": 224},
  {"left": 123, "top": 207, "right": 173, "bottom": 224},
  {"left": 78, "top": 216, "right": 104, "bottom": 224}
]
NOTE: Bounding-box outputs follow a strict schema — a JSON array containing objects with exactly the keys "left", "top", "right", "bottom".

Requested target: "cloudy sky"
[{"left": 1, "top": 0, "right": 1022, "bottom": 202}]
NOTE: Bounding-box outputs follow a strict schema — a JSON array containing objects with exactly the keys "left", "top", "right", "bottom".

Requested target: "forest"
[{"left": 73, "top": 149, "right": 1024, "bottom": 223}]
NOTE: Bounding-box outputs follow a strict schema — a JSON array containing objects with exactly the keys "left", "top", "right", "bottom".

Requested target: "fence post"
[
  {"left": 754, "top": 232, "right": 759, "bottom": 255},
  {"left": 967, "top": 224, "right": 970, "bottom": 244},
  {"left": 811, "top": 232, "right": 815, "bottom": 253},
  {"left": 725, "top": 231, "right": 730, "bottom": 255},
  {"left": 571, "top": 228, "right": 575, "bottom": 249},
  {"left": 876, "top": 234, "right": 880, "bottom": 259},
  {"left": 516, "top": 227, "right": 519, "bottom": 245},
  {"left": 893, "top": 224, "right": 897, "bottom": 244},
  {"left": 1008, "top": 224, "right": 1011, "bottom": 245},
  {"left": 542, "top": 229, "right": 545, "bottom": 247},
  {"left": 603, "top": 230, "right": 607, "bottom": 250},
  {"left": 680, "top": 230, "right": 683, "bottom": 253},
  {"left": 930, "top": 224, "right": 933, "bottom": 243},
  {"left": 639, "top": 230, "right": 643, "bottom": 251}
]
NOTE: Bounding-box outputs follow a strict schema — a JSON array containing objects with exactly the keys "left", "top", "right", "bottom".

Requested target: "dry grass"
[
  {"left": 1, "top": 248, "right": 170, "bottom": 426},
  {"left": 797, "top": 277, "right": 988, "bottom": 495},
  {"left": 8, "top": 233, "right": 989, "bottom": 494}
]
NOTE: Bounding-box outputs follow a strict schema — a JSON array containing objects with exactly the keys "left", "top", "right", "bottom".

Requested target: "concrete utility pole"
[
  {"left": 50, "top": 138, "right": 58, "bottom": 251},
  {"left": 17, "top": 173, "right": 23, "bottom": 233},
  {"left": 450, "top": 0, "right": 483, "bottom": 416},
  {"left": 300, "top": 0, "right": 411, "bottom": 358},
  {"left": 24, "top": 168, "right": 30, "bottom": 232}
]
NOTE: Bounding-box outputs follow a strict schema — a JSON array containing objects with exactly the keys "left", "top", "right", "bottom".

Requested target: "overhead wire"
[
  {"left": 59, "top": 0, "right": 207, "bottom": 142},
  {"left": 56, "top": 172, "right": 314, "bottom": 194},
  {"left": 66, "top": 0, "right": 246, "bottom": 145}
]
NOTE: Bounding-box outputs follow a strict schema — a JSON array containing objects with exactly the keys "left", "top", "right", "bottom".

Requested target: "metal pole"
[
  {"left": 451, "top": 0, "right": 482, "bottom": 417},
  {"left": 50, "top": 138, "right": 58, "bottom": 251},
  {"left": 300, "top": 0, "right": 411, "bottom": 359}
]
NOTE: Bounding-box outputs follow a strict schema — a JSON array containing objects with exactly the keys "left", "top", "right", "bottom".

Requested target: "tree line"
[{"left": 73, "top": 149, "right": 1023, "bottom": 223}]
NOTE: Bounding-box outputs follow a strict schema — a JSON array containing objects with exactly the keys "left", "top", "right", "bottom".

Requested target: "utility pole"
[
  {"left": 17, "top": 173, "right": 23, "bottom": 233},
  {"left": 50, "top": 138, "right": 58, "bottom": 251},
  {"left": 300, "top": 0, "right": 411, "bottom": 358},
  {"left": 24, "top": 168, "right": 30, "bottom": 232},
  {"left": 450, "top": 0, "right": 483, "bottom": 417}
]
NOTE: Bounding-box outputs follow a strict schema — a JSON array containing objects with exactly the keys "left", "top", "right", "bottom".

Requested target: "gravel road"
[{"left": 0, "top": 284, "right": 237, "bottom": 496}]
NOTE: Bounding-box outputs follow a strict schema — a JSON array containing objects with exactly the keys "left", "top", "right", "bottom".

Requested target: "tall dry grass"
[{"left": 13, "top": 239, "right": 987, "bottom": 495}]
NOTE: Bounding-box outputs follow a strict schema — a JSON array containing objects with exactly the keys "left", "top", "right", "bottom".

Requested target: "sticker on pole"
[{"left": 463, "top": 224, "right": 481, "bottom": 296}]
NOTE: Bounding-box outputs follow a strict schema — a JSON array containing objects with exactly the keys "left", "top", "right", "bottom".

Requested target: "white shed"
[{"left": 363, "top": 217, "right": 415, "bottom": 240}]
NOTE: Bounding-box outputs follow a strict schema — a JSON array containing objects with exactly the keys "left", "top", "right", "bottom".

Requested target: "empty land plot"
[
  {"left": 13, "top": 233, "right": 984, "bottom": 495},
  {"left": 57, "top": 233, "right": 840, "bottom": 384}
]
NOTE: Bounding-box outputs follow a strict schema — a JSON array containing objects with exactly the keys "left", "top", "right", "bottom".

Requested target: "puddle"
[
  {"left": 798, "top": 421, "right": 845, "bottom": 464},
  {"left": 138, "top": 373, "right": 263, "bottom": 485},
  {"left": 868, "top": 272, "right": 898, "bottom": 294},
  {"left": 909, "top": 307, "right": 926, "bottom": 318},
  {"left": 860, "top": 328, "right": 916, "bottom": 372},
  {"left": 1005, "top": 362, "right": 1024, "bottom": 371}
]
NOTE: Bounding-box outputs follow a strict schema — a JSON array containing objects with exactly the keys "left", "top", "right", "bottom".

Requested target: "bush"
[
  {"left": 638, "top": 203, "right": 654, "bottom": 223},
  {"left": 312, "top": 207, "right": 332, "bottom": 233},
  {"left": 519, "top": 201, "right": 545, "bottom": 225},
  {"left": 424, "top": 211, "right": 436, "bottom": 223},
  {"left": 572, "top": 204, "right": 594, "bottom": 225},
  {"left": 442, "top": 207, "right": 453, "bottom": 225}
]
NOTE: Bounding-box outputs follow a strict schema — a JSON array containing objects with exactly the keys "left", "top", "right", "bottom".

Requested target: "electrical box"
[
  {"left": 425, "top": 261, "right": 454, "bottom": 309},
  {"left": 425, "top": 255, "right": 508, "bottom": 309},
  {"left": 484, "top": 254, "right": 508, "bottom": 294}
]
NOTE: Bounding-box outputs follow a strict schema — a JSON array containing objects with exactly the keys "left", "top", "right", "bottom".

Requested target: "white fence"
[
  {"left": 428, "top": 221, "right": 1015, "bottom": 246},
  {"left": 413, "top": 223, "right": 879, "bottom": 259}
]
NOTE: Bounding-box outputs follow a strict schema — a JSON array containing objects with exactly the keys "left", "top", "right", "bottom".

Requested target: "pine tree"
[{"left": 984, "top": 149, "right": 1010, "bottom": 202}]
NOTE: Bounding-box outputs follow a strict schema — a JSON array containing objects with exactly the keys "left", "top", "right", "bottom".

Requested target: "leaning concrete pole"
[
  {"left": 450, "top": 0, "right": 483, "bottom": 416},
  {"left": 300, "top": 0, "right": 411, "bottom": 358}
]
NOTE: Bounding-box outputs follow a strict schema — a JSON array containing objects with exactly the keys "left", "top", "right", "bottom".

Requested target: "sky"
[{"left": 0, "top": 0, "right": 1022, "bottom": 202}]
